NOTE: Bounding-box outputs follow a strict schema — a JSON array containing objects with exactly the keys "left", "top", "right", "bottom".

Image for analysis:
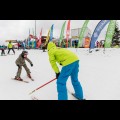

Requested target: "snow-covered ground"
[{"left": 0, "top": 48, "right": 120, "bottom": 100}]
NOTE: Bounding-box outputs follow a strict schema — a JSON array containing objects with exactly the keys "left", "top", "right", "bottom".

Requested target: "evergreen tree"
[{"left": 112, "top": 21, "right": 120, "bottom": 47}]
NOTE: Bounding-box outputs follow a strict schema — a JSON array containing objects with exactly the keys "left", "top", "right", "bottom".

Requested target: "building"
[
  {"left": 71, "top": 27, "right": 91, "bottom": 47},
  {"left": 39, "top": 27, "right": 91, "bottom": 48},
  {"left": 52, "top": 38, "right": 72, "bottom": 47},
  {"left": 5, "top": 40, "right": 17, "bottom": 43}
]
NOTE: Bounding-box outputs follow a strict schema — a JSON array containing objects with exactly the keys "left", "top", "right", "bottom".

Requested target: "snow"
[{"left": 0, "top": 48, "right": 120, "bottom": 100}]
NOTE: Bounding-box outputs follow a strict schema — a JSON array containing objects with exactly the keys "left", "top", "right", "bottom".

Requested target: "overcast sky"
[{"left": 0, "top": 20, "right": 119, "bottom": 44}]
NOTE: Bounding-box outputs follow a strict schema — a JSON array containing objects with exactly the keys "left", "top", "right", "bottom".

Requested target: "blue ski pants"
[{"left": 57, "top": 60, "right": 83, "bottom": 100}]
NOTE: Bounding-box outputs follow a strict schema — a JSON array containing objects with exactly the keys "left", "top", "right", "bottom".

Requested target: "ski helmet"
[{"left": 22, "top": 51, "right": 28, "bottom": 55}]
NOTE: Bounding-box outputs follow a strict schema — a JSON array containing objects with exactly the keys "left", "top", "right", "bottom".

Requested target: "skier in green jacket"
[
  {"left": 7, "top": 41, "right": 15, "bottom": 54},
  {"left": 47, "top": 42, "right": 84, "bottom": 100}
]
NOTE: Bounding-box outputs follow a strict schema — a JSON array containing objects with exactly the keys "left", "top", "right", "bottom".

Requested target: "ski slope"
[{"left": 0, "top": 48, "right": 120, "bottom": 100}]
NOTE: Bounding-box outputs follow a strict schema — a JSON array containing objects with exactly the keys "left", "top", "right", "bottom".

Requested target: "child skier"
[
  {"left": 14, "top": 51, "right": 33, "bottom": 81},
  {"left": 47, "top": 42, "right": 84, "bottom": 100}
]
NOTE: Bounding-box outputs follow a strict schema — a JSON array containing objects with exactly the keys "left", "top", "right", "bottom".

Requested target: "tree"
[{"left": 112, "top": 22, "right": 120, "bottom": 47}]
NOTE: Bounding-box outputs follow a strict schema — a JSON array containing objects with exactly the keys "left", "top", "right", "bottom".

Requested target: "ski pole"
[{"left": 29, "top": 78, "right": 56, "bottom": 95}]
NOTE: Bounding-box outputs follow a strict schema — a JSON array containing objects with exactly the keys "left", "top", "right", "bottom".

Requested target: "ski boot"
[
  {"left": 27, "top": 74, "right": 32, "bottom": 79},
  {"left": 14, "top": 77, "right": 23, "bottom": 81},
  {"left": 27, "top": 74, "right": 34, "bottom": 81},
  {"left": 72, "top": 93, "right": 86, "bottom": 100}
]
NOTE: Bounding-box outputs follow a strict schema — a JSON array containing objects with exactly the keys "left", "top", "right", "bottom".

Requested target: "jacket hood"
[{"left": 47, "top": 42, "right": 56, "bottom": 51}]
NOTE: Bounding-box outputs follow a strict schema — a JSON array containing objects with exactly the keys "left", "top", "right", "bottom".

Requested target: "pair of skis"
[
  {"left": 12, "top": 77, "right": 34, "bottom": 83},
  {"left": 31, "top": 96, "right": 39, "bottom": 100},
  {"left": 31, "top": 88, "right": 82, "bottom": 100},
  {"left": 31, "top": 92, "right": 81, "bottom": 100}
]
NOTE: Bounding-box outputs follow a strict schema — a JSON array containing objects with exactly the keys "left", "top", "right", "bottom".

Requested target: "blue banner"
[
  {"left": 90, "top": 20, "right": 110, "bottom": 49},
  {"left": 50, "top": 24, "right": 54, "bottom": 41}
]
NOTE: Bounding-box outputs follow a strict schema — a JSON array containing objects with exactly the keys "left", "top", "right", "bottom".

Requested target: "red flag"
[
  {"left": 37, "top": 29, "right": 42, "bottom": 48},
  {"left": 35, "top": 36, "right": 38, "bottom": 41},
  {"left": 30, "top": 34, "right": 38, "bottom": 41},
  {"left": 66, "top": 20, "right": 70, "bottom": 48},
  {"left": 29, "top": 34, "right": 34, "bottom": 39}
]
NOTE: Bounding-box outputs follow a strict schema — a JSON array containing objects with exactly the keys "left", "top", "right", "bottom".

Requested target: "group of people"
[
  {"left": 0, "top": 41, "right": 29, "bottom": 55},
  {"left": 96, "top": 41, "right": 105, "bottom": 48},
  {"left": 0, "top": 41, "right": 33, "bottom": 81},
  {"left": 1, "top": 41, "right": 84, "bottom": 100},
  {"left": 0, "top": 41, "right": 15, "bottom": 56}
]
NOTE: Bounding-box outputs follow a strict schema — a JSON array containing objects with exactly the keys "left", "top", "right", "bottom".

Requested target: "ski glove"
[
  {"left": 31, "top": 63, "right": 33, "bottom": 67},
  {"left": 56, "top": 73, "right": 60, "bottom": 79}
]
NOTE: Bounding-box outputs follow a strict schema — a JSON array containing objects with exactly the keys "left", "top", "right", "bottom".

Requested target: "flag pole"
[{"left": 35, "top": 20, "right": 36, "bottom": 38}]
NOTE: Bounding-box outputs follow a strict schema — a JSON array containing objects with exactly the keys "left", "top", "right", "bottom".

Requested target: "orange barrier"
[{"left": 84, "top": 37, "right": 91, "bottom": 48}]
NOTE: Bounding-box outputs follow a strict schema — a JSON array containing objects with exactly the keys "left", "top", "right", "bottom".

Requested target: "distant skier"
[
  {"left": 0, "top": 45, "right": 6, "bottom": 56},
  {"left": 17, "top": 42, "right": 20, "bottom": 50},
  {"left": 14, "top": 51, "right": 33, "bottom": 81},
  {"left": 42, "top": 44, "right": 46, "bottom": 52},
  {"left": 96, "top": 41, "right": 99, "bottom": 48},
  {"left": 47, "top": 42, "right": 84, "bottom": 100},
  {"left": 74, "top": 40, "right": 78, "bottom": 48},
  {"left": 22, "top": 42, "right": 26, "bottom": 50},
  {"left": 7, "top": 41, "right": 15, "bottom": 54}
]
